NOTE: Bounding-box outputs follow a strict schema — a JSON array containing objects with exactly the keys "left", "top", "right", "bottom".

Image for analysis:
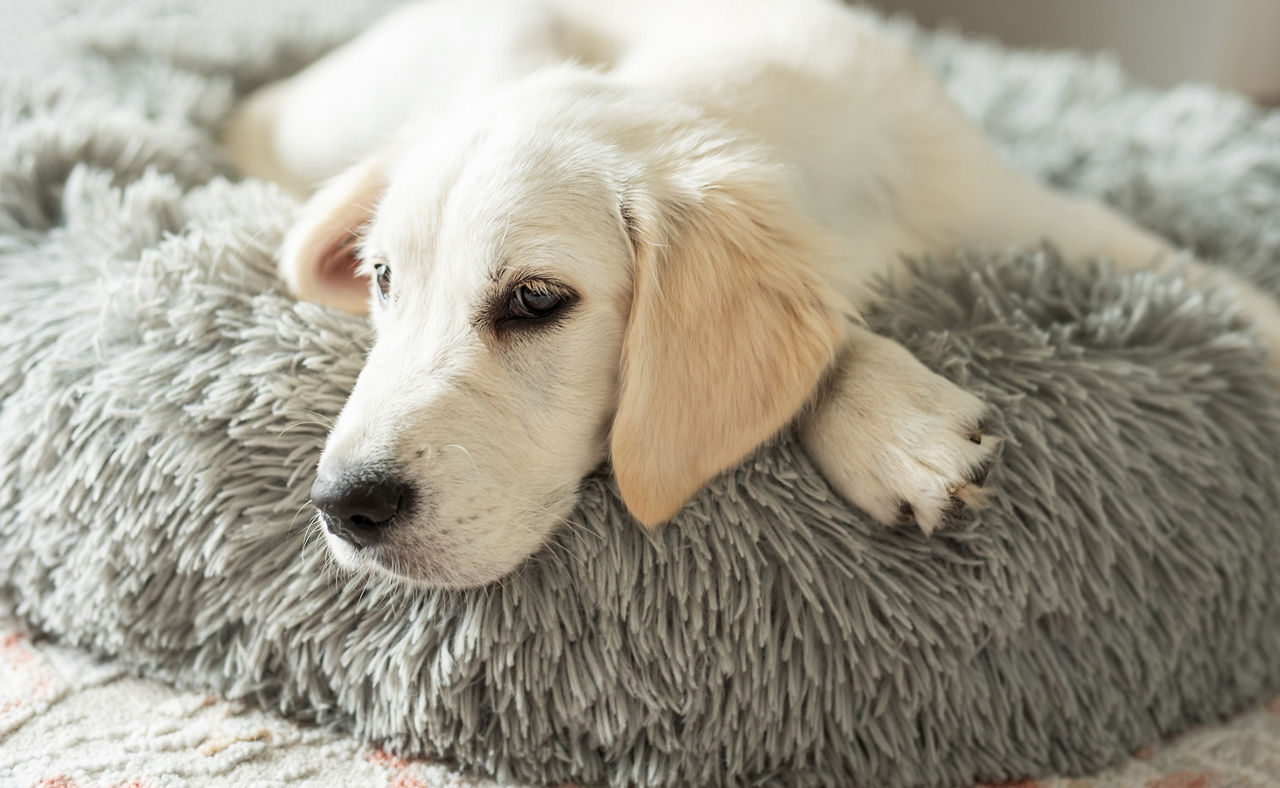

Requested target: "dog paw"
[{"left": 800, "top": 328, "right": 998, "bottom": 533}]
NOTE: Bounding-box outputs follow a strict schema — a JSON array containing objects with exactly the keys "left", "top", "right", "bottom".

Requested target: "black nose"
[{"left": 312, "top": 470, "right": 411, "bottom": 549}]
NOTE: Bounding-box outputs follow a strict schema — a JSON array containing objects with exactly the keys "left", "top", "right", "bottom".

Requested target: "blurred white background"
[
  {"left": 4, "top": 1, "right": 1279, "bottom": 105},
  {"left": 875, "top": 0, "right": 1280, "bottom": 103}
]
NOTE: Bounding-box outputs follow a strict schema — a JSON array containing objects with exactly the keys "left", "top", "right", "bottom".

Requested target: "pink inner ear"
[{"left": 314, "top": 234, "right": 371, "bottom": 310}]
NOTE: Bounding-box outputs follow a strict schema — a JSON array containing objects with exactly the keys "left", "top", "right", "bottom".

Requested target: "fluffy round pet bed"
[{"left": 3, "top": 3, "right": 1280, "bottom": 787}]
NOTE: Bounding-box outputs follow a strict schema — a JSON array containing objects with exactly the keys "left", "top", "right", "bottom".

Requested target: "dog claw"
[{"left": 798, "top": 326, "right": 1001, "bottom": 537}]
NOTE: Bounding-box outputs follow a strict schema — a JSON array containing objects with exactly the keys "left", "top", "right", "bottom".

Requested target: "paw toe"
[
  {"left": 896, "top": 500, "right": 914, "bottom": 524},
  {"left": 967, "top": 458, "right": 993, "bottom": 487}
]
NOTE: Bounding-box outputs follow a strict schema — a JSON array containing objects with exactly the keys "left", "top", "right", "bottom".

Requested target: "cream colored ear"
[
  {"left": 611, "top": 165, "right": 848, "bottom": 528},
  {"left": 278, "top": 156, "right": 387, "bottom": 314}
]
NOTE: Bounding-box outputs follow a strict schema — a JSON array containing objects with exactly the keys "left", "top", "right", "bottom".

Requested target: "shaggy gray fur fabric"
[{"left": 3, "top": 3, "right": 1280, "bottom": 787}]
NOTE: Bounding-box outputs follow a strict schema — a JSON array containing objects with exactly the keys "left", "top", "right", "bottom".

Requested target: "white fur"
[{"left": 225, "top": 0, "right": 1280, "bottom": 587}]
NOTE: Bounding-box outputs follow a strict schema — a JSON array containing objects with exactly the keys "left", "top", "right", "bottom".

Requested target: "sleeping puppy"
[{"left": 224, "top": 0, "right": 1280, "bottom": 588}]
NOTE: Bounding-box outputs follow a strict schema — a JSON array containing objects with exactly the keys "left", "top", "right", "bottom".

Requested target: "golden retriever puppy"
[{"left": 225, "top": 0, "right": 1280, "bottom": 587}]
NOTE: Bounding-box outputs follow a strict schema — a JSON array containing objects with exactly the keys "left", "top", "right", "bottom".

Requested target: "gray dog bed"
[{"left": 3, "top": 3, "right": 1280, "bottom": 787}]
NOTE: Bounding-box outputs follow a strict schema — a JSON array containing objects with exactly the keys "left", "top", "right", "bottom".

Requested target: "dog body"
[{"left": 226, "top": 0, "right": 1280, "bottom": 587}]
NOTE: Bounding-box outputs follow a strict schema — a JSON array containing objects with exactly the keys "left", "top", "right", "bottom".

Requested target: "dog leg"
[
  {"left": 223, "top": 0, "right": 577, "bottom": 196},
  {"left": 808, "top": 161, "right": 1280, "bottom": 532},
  {"left": 799, "top": 324, "right": 996, "bottom": 532},
  {"left": 955, "top": 165, "right": 1280, "bottom": 360}
]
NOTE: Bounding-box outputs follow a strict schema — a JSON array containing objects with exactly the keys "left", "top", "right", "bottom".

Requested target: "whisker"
[
  {"left": 287, "top": 408, "right": 337, "bottom": 429},
  {"left": 276, "top": 419, "right": 335, "bottom": 439},
  {"left": 232, "top": 214, "right": 287, "bottom": 269},
  {"left": 442, "top": 444, "right": 479, "bottom": 473},
  {"left": 291, "top": 500, "right": 319, "bottom": 532}
]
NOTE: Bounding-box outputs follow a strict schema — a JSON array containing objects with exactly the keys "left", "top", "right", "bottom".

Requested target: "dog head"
[{"left": 281, "top": 68, "right": 847, "bottom": 587}]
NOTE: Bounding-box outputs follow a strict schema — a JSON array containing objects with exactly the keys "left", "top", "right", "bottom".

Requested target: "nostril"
[{"left": 311, "top": 469, "right": 411, "bottom": 549}]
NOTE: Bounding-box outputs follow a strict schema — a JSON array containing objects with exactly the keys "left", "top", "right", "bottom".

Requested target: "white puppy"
[{"left": 225, "top": 0, "right": 1280, "bottom": 588}]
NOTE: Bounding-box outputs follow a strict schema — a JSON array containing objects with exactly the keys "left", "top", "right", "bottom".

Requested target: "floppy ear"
[
  {"left": 278, "top": 156, "right": 387, "bottom": 314},
  {"left": 611, "top": 161, "right": 849, "bottom": 527}
]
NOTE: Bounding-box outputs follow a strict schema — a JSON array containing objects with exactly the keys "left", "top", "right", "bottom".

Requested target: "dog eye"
[
  {"left": 374, "top": 263, "right": 391, "bottom": 301},
  {"left": 508, "top": 283, "right": 565, "bottom": 320}
]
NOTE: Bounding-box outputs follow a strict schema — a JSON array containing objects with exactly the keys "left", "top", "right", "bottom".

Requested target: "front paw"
[{"left": 800, "top": 329, "right": 998, "bottom": 533}]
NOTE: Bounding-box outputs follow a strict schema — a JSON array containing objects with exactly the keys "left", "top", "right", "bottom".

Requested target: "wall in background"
[{"left": 873, "top": 0, "right": 1280, "bottom": 102}]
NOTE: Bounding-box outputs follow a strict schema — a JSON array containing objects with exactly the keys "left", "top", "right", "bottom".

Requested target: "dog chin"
[{"left": 320, "top": 528, "right": 518, "bottom": 589}]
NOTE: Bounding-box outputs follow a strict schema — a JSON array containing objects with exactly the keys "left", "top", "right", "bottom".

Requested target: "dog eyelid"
[
  {"left": 491, "top": 278, "right": 576, "bottom": 329},
  {"left": 373, "top": 262, "right": 392, "bottom": 302}
]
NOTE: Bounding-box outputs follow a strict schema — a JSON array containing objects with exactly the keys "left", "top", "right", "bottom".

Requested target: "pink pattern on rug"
[
  {"left": 0, "top": 630, "right": 55, "bottom": 721},
  {"left": 368, "top": 746, "right": 418, "bottom": 771},
  {"left": 369, "top": 745, "right": 438, "bottom": 788},
  {"left": 1145, "top": 773, "right": 1223, "bottom": 788}
]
